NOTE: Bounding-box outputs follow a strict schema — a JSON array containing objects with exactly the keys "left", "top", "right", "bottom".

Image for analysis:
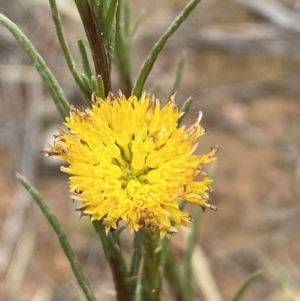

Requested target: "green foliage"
[
  {"left": 48, "top": 0, "right": 90, "bottom": 101},
  {"left": 0, "top": 13, "right": 70, "bottom": 119},
  {"left": 2, "top": 1, "right": 226, "bottom": 301},
  {"left": 16, "top": 173, "right": 97, "bottom": 301},
  {"left": 170, "top": 52, "right": 186, "bottom": 97},
  {"left": 78, "top": 39, "right": 93, "bottom": 79},
  {"left": 178, "top": 96, "right": 193, "bottom": 127},
  {"left": 104, "top": 0, "right": 119, "bottom": 68},
  {"left": 183, "top": 206, "right": 202, "bottom": 301},
  {"left": 132, "top": 0, "right": 203, "bottom": 98},
  {"left": 91, "top": 75, "right": 105, "bottom": 99},
  {"left": 231, "top": 270, "right": 263, "bottom": 301},
  {"left": 115, "top": 0, "right": 133, "bottom": 95}
]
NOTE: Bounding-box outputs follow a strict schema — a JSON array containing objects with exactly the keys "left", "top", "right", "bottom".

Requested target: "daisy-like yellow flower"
[{"left": 44, "top": 92, "right": 218, "bottom": 238}]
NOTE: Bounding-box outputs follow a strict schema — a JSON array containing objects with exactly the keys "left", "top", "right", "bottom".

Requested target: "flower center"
[{"left": 120, "top": 164, "right": 150, "bottom": 188}]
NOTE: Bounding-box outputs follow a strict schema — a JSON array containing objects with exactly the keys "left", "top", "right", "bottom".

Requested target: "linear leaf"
[
  {"left": 104, "top": 0, "right": 118, "bottom": 68},
  {"left": 0, "top": 13, "right": 69, "bottom": 119},
  {"left": 132, "top": 0, "right": 202, "bottom": 98},
  {"left": 78, "top": 39, "right": 93, "bottom": 79},
  {"left": 16, "top": 173, "right": 97, "bottom": 301},
  {"left": 231, "top": 270, "right": 263, "bottom": 301}
]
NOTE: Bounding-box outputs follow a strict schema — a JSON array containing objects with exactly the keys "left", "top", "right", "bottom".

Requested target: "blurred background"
[{"left": 1, "top": 0, "right": 300, "bottom": 300}]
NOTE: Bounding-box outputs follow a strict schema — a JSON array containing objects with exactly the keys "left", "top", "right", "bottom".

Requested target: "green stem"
[
  {"left": 0, "top": 13, "right": 69, "bottom": 119},
  {"left": 75, "top": 0, "right": 112, "bottom": 96},
  {"left": 140, "top": 229, "right": 162, "bottom": 301},
  {"left": 93, "top": 221, "right": 131, "bottom": 301},
  {"left": 16, "top": 173, "right": 97, "bottom": 301},
  {"left": 132, "top": 0, "right": 202, "bottom": 98},
  {"left": 48, "top": 0, "right": 90, "bottom": 101}
]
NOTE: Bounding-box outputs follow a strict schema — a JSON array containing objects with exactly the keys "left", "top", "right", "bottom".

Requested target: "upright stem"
[
  {"left": 110, "top": 257, "right": 130, "bottom": 301},
  {"left": 93, "top": 221, "right": 131, "bottom": 301},
  {"left": 140, "top": 229, "right": 162, "bottom": 301},
  {"left": 75, "top": 0, "right": 112, "bottom": 96}
]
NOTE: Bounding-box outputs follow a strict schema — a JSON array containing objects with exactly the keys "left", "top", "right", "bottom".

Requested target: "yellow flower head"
[{"left": 44, "top": 92, "right": 218, "bottom": 238}]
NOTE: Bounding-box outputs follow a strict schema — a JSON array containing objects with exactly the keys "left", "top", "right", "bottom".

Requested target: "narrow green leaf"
[
  {"left": 78, "top": 39, "right": 93, "bottom": 79},
  {"left": 165, "top": 248, "right": 185, "bottom": 301},
  {"left": 131, "top": 10, "right": 146, "bottom": 37},
  {"left": 177, "top": 96, "right": 193, "bottom": 127},
  {"left": 91, "top": 75, "right": 105, "bottom": 99},
  {"left": 99, "top": 0, "right": 109, "bottom": 22},
  {"left": 16, "top": 173, "right": 97, "bottom": 301},
  {"left": 130, "top": 232, "right": 142, "bottom": 277},
  {"left": 92, "top": 221, "right": 125, "bottom": 263},
  {"left": 91, "top": 76, "right": 97, "bottom": 95},
  {"left": 183, "top": 206, "right": 202, "bottom": 301},
  {"left": 170, "top": 52, "right": 186, "bottom": 97},
  {"left": 81, "top": 74, "right": 93, "bottom": 103},
  {"left": 48, "top": 0, "right": 89, "bottom": 101},
  {"left": 126, "top": 275, "right": 139, "bottom": 300},
  {"left": 89, "top": 0, "right": 101, "bottom": 21},
  {"left": 0, "top": 13, "right": 69, "bottom": 119},
  {"left": 96, "top": 75, "right": 105, "bottom": 99},
  {"left": 160, "top": 200, "right": 187, "bottom": 300},
  {"left": 104, "top": 0, "right": 119, "bottom": 68},
  {"left": 231, "top": 270, "right": 263, "bottom": 301},
  {"left": 88, "top": 0, "right": 105, "bottom": 30},
  {"left": 159, "top": 237, "right": 170, "bottom": 272},
  {"left": 128, "top": 232, "right": 142, "bottom": 297},
  {"left": 132, "top": 0, "right": 203, "bottom": 98},
  {"left": 123, "top": 0, "right": 130, "bottom": 37},
  {"left": 115, "top": 1, "right": 132, "bottom": 95}
]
